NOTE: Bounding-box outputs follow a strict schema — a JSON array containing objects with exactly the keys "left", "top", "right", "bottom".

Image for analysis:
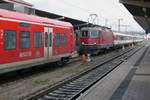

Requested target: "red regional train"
[
  {"left": 0, "top": 9, "right": 75, "bottom": 74},
  {"left": 79, "top": 26, "right": 143, "bottom": 54}
]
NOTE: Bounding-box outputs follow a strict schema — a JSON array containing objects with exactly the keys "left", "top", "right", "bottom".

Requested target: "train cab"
[
  {"left": 80, "top": 28, "right": 100, "bottom": 45},
  {"left": 80, "top": 27, "right": 114, "bottom": 48},
  {"left": 79, "top": 26, "right": 114, "bottom": 54}
]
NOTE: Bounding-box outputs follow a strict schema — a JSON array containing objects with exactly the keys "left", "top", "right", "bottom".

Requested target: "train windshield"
[
  {"left": 81, "top": 31, "right": 89, "bottom": 37},
  {"left": 90, "top": 31, "right": 99, "bottom": 38}
]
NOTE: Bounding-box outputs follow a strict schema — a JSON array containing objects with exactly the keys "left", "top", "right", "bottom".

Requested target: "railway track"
[
  {"left": 0, "top": 53, "right": 81, "bottom": 84},
  {"left": 24, "top": 46, "right": 143, "bottom": 100}
]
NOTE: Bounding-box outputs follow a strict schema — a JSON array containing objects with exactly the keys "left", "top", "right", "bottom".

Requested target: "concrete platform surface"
[
  {"left": 122, "top": 45, "right": 150, "bottom": 100},
  {"left": 77, "top": 45, "right": 148, "bottom": 100}
]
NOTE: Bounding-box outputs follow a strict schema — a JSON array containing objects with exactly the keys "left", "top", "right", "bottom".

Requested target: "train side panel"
[
  {"left": 101, "top": 30, "right": 114, "bottom": 46},
  {"left": 52, "top": 27, "right": 75, "bottom": 56},
  {"left": 0, "top": 20, "right": 19, "bottom": 64},
  {"left": 0, "top": 20, "right": 44, "bottom": 64}
]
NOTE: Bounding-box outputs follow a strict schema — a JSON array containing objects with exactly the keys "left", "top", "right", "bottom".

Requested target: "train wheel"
[
  {"left": 62, "top": 57, "right": 70, "bottom": 64},
  {"left": 55, "top": 57, "right": 70, "bottom": 67},
  {"left": 56, "top": 61, "right": 64, "bottom": 67}
]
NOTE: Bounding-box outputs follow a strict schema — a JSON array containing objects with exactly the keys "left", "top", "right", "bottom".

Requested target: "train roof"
[
  {"left": 113, "top": 32, "right": 143, "bottom": 38},
  {"left": 0, "top": 9, "right": 72, "bottom": 27},
  {"left": 81, "top": 26, "right": 111, "bottom": 31}
]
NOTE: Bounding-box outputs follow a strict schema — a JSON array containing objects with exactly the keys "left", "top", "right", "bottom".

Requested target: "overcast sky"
[{"left": 26, "top": 0, "right": 144, "bottom": 32}]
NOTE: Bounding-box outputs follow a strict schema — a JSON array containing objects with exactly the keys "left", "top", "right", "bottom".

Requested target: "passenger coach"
[{"left": 0, "top": 9, "right": 75, "bottom": 74}]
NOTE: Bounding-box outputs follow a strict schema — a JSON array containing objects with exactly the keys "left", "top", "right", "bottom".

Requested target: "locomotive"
[
  {"left": 79, "top": 26, "right": 143, "bottom": 55},
  {"left": 0, "top": 9, "right": 75, "bottom": 74}
]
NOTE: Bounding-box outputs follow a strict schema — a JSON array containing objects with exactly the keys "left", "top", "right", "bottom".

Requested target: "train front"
[{"left": 79, "top": 27, "right": 100, "bottom": 55}]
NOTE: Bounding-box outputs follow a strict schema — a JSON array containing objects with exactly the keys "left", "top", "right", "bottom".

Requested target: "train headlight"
[{"left": 82, "top": 42, "right": 84, "bottom": 44}]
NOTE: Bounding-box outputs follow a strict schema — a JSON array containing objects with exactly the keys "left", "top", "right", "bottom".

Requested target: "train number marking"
[{"left": 19, "top": 51, "right": 32, "bottom": 58}]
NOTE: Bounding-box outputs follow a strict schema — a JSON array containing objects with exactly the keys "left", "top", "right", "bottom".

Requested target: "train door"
[
  {"left": 99, "top": 30, "right": 102, "bottom": 44},
  {"left": 44, "top": 27, "right": 53, "bottom": 59}
]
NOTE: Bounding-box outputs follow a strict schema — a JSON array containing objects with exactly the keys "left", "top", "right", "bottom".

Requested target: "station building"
[{"left": 0, "top": 0, "right": 35, "bottom": 14}]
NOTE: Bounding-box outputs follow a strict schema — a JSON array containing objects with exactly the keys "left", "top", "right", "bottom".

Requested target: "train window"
[
  {"left": 34, "top": 32, "right": 42, "bottom": 48},
  {"left": 117, "top": 35, "right": 124, "bottom": 40},
  {"left": 99, "top": 31, "right": 102, "bottom": 35},
  {"left": 45, "top": 32, "right": 52, "bottom": 47},
  {"left": 4, "top": 30, "right": 16, "bottom": 50},
  {"left": 20, "top": 31, "right": 30, "bottom": 49},
  {"left": 116, "top": 35, "right": 121, "bottom": 40},
  {"left": 90, "top": 31, "right": 99, "bottom": 38},
  {"left": 61, "top": 33, "right": 67, "bottom": 46},
  {"left": 81, "top": 31, "right": 89, "bottom": 37},
  {"left": 45, "top": 32, "right": 48, "bottom": 47},
  {"left": 54, "top": 33, "right": 60, "bottom": 46},
  {"left": 49, "top": 33, "right": 52, "bottom": 46},
  {"left": 120, "top": 36, "right": 124, "bottom": 40}
]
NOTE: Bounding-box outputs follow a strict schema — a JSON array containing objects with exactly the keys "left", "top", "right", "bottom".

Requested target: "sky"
[{"left": 26, "top": 0, "right": 144, "bottom": 32}]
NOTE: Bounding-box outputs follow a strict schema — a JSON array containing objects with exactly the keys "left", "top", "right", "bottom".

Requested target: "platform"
[{"left": 77, "top": 44, "right": 150, "bottom": 100}]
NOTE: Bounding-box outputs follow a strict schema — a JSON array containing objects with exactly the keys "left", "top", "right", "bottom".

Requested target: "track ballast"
[{"left": 24, "top": 46, "right": 143, "bottom": 100}]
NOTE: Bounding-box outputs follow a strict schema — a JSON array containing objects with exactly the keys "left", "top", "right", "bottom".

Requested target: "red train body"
[
  {"left": 0, "top": 9, "right": 75, "bottom": 73},
  {"left": 80, "top": 27, "right": 114, "bottom": 46}
]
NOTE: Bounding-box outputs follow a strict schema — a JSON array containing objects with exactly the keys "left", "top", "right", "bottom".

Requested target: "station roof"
[
  {"left": 120, "top": 0, "right": 150, "bottom": 33},
  {"left": 0, "top": 0, "right": 33, "bottom": 7},
  {"left": 35, "top": 9, "right": 94, "bottom": 30},
  {"left": 0, "top": 0, "right": 100, "bottom": 30}
]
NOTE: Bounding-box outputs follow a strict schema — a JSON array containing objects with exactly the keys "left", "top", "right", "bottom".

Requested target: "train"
[
  {"left": 0, "top": 9, "right": 75, "bottom": 74},
  {"left": 0, "top": 8, "right": 144, "bottom": 74},
  {"left": 79, "top": 26, "right": 144, "bottom": 55}
]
